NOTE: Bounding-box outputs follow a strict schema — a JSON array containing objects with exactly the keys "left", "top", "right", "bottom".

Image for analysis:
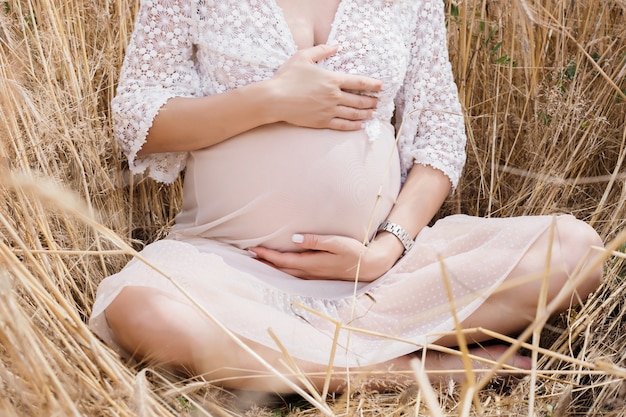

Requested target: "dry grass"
[{"left": 0, "top": 0, "right": 625, "bottom": 415}]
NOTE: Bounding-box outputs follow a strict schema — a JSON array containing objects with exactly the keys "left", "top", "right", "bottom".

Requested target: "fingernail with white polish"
[
  {"left": 246, "top": 249, "right": 258, "bottom": 257},
  {"left": 292, "top": 234, "right": 304, "bottom": 243}
]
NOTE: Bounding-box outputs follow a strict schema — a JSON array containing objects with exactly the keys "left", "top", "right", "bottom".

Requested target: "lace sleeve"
[
  {"left": 111, "top": 0, "right": 200, "bottom": 183},
  {"left": 394, "top": 0, "right": 467, "bottom": 189}
]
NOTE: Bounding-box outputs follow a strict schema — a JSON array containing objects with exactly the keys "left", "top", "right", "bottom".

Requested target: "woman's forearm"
[
  {"left": 139, "top": 81, "right": 276, "bottom": 155},
  {"left": 373, "top": 164, "right": 452, "bottom": 263},
  {"left": 389, "top": 164, "right": 452, "bottom": 235}
]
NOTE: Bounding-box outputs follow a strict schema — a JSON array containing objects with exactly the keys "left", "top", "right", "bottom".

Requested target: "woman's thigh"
[
  {"left": 105, "top": 286, "right": 384, "bottom": 392},
  {"left": 435, "top": 216, "right": 603, "bottom": 346}
]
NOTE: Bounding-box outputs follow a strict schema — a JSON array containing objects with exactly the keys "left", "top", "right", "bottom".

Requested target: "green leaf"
[
  {"left": 451, "top": 4, "right": 459, "bottom": 18},
  {"left": 495, "top": 54, "right": 511, "bottom": 66},
  {"left": 490, "top": 41, "right": 503, "bottom": 55},
  {"left": 565, "top": 61, "right": 576, "bottom": 80}
]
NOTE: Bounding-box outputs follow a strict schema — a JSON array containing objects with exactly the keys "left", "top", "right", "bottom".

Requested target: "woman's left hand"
[{"left": 249, "top": 233, "right": 402, "bottom": 282}]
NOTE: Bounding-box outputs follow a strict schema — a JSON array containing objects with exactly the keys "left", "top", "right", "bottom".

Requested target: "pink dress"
[{"left": 89, "top": 0, "right": 556, "bottom": 367}]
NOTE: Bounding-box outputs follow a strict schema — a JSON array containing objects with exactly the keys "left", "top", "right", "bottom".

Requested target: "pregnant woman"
[{"left": 90, "top": 0, "right": 603, "bottom": 392}]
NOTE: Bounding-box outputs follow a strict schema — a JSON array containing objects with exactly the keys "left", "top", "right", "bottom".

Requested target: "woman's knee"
[
  {"left": 106, "top": 287, "right": 151, "bottom": 334},
  {"left": 554, "top": 216, "right": 604, "bottom": 296},
  {"left": 105, "top": 286, "right": 189, "bottom": 356}
]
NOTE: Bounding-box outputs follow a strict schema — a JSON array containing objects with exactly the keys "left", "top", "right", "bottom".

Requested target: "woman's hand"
[
  {"left": 139, "top": 44, "right": 382, "bottom": 155},
  {"left": 249, "top": 232, "right": 404, "bottom": 282},
  {"left": 267, "top": 44, "right": 382, "bottom": 131}
]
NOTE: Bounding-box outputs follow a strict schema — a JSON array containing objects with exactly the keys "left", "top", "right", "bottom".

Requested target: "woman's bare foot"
[{"left": 419, "top": 345, "right": 532, "bottom": 384}]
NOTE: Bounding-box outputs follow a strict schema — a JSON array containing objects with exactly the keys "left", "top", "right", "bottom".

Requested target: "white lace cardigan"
[{"left": 112, "top": 0, "right": 467, "bottom": 187}]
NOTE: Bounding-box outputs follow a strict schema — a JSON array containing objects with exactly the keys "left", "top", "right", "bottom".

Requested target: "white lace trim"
[{"left": 112, "top": 0, "right": 466, "bottom": 187}]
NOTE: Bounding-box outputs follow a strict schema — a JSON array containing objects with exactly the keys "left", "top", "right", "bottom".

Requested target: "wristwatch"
[{"left": 377, "top": 220, "right": 414, "bottom": 255}]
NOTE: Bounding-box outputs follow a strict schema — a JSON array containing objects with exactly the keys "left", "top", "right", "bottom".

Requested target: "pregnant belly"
[{"left": 172, "top": 122, "right": 401, "bottom": 251}]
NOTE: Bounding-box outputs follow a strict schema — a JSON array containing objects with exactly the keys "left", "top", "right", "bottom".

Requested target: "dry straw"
[{"left": 1, "top": 0, "right": 625, "bottom": 415}]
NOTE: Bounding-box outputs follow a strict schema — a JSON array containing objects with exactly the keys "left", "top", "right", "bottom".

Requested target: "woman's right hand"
[{"left": 267, "top": 44, "right": 382, "bottom": 131}]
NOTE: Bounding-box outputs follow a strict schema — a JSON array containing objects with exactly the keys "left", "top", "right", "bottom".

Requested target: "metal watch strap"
[{"left": 377, "top": 221, "right": 414, "bottom": 254}]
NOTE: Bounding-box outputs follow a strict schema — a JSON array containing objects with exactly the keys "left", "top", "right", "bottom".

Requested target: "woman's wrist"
[
  {"left": 369, "top": 232, "right": 406, "bottom": 273},
  {"left": 243, "top": 80, "right": 282, "bottom": 126},
  {"left": 377, "top": 220, "right": 415, "bottom": 255},
  {"left": 253, "top": 78, "right": 286, "bottom": 124}
]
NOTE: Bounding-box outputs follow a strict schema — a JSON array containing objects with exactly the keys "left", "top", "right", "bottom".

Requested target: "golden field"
[{"left": 0, "top": 0, "right": 625, "bottom": 415}]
